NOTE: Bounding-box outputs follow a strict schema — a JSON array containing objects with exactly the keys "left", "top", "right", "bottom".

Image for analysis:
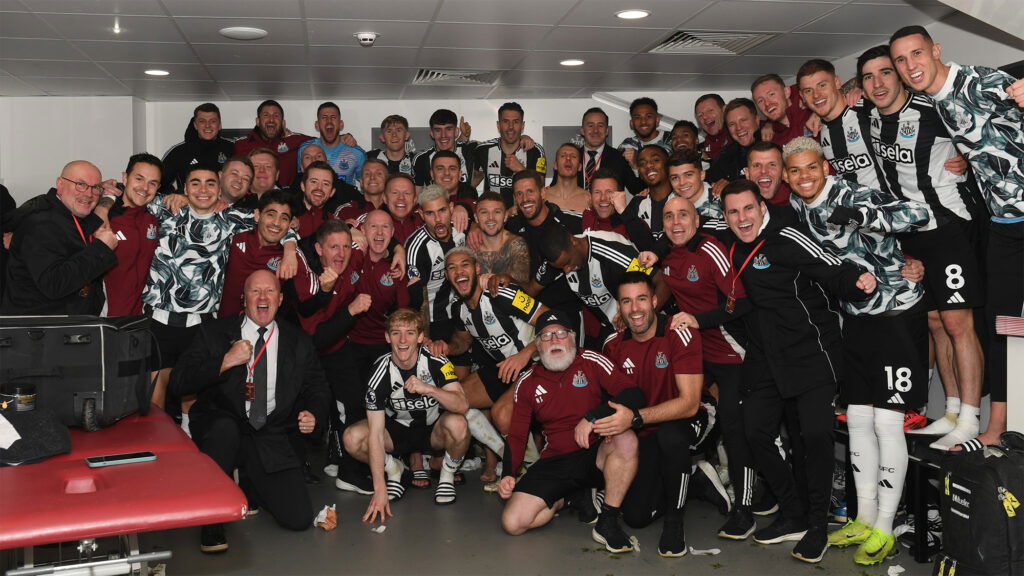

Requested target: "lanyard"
[
  {"left": 72, "top": 215, "right": 90, "bottom": 244},
  {"left": 248, "top": 325, "right": 276, "bottom": 373},
  {"left": 726, "top": 239, "right": 766, "bottom": 312}
]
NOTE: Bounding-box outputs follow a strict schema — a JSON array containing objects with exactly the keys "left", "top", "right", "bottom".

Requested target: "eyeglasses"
[
  {"left": 60, "top": 177, "right": 103, "bottom": 195},
  {"left": 538, "top": 329, "right": 571, "bottom": 342}
]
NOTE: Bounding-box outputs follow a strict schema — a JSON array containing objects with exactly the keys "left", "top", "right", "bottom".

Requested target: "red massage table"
[{"left": 0, "top": 406, "right": 246, "bottom": 575}]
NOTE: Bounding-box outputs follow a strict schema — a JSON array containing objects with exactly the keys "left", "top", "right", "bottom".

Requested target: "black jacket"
[
  {"left": 728, "top": 209, "right": 868, "bottom": 397},
  {"left": 1, "top": 189, "right": 116, "bottom": 315},
  {"left": 705, "top": 131, "right": 762, "bottom": 184},
  {"left": 161, "top": 120, "right": 235, "bottom": 194},
  {"left": 169, "top": 315, "right": 331, "bottom": 473}
]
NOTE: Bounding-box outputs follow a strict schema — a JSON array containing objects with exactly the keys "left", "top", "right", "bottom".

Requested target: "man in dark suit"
[
  {"left": 577, "top": 107, "right": 642, "bottom": 195},
  {"left": 170, "top": 269, "right": 330, "bottom": 554}
]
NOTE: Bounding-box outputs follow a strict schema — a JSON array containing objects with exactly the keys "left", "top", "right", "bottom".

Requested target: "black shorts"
[
  {"left": 149, "top": 319, "right": 201, "bottom": 369},
  {"left": 985, "top": 220, "right": 1024, "bottom": 402},
  {"left": 385, "top": 419, "right": 435, "bottom": 454},
  {"left": 900, "top": 220, "right": 984, "bottom": 310},
  {"left": 515, "top": 443, "right": 604, "bottom": 508},
  {"left": 841, "top": 301, "right": 929, "bottom": 410},
  {"left": 474, "top": 352, "right": 527, "bottom": 403}
]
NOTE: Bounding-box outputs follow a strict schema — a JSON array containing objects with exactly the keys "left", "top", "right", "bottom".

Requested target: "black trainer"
[
  {"left": 792, "top": 526, "right": 828, "bottom": 563},
  {"left": 718, "top": 508, "right": 756, "bottom": 540},
  {"left": 753, "top": 516, "right": 808, "bottom": 545},
  {"left": 658, "top": 517, "right": 687, "bottom": 558},
  {"left": 335, "top": 465, "right": 374, "bottom": 495},
  {"left": 569, "top": 487, "right": 599, "bottom": 524},
  {"left": 693, "top": 461, "right": 731, "bottom": 515},
  {"left": 592, "top": 513, "right": 634, "bottom": 554},
  {"left": 200, "top": 524, "right": 228, "bottom": 554}
]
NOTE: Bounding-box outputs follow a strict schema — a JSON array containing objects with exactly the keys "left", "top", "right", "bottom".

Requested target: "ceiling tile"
[
  {"left": 121, "top": 78, "right": 221, "bottom": 94},
  {"left": 711, "top": 54, "right": 823, "bottom": 75},
  {"left": 0, "top": 37, "right": 87, "bottom": 59},
  {"left": 400, "top": 85, "right": 494, "bottom": 99},
  {"left": 675, "top": 73, "right": 763, "bottom": 89},
  {"left": 623, "top": 53, "right": 734, "bottom": 74},
  {"left": 308, "top": 45, "right": 419, "bottom": 67},
  {"left": 487, "top": 86, "right": 584, "bottom": 98},
  {"left": 309, "top": 66, "right": 416, "bottom": 84},
  {"left": 539, "top": 26, "right": 670, "bottom": 52},
  {"left": 218, "top": 81, "right": 312, "bottom": 99},
  {"left": 590, "top": 72, "right": 697, "bottom": 90},
  {"left": 191, "top": 43, "right": 306, "bottom": 65},
  {"left": 417, "top": 48, "right": 526, "bottom": 70},
  {"left": 0, "top": 59, "right": 112, "bottom": 78},
  {"left": 38, "top": 13, "right": 185, "bottom": 42},
  {"left": 206, "top": 64, "right": 308, "bottom": 82},
  {"left": 174, "top": 17, "right": 306, "bottom": 44},
  {"left": 0, "top": 72, "right": 46, "bottom": 96},
  {"left": 0, "top": 0, "right": 29, "bottom": 11},
  {"left": 160, "top": 0, "right": 301, "bottom": 18},
  {"left": 680, "top": 0, "right": 842, "bottom": 32},
  {"left": 312, "top": 83, "right": 407, "bottom": 100},
  {"left": 27, "top": 76, "right": 131, "bottom": 95},
  {"left": 307, "top": 19, "right": 430, "bottom": 47},
  {"left": 500, "top": 69, "right": 604, "bottom": 87},
  {"left": 797, "top": 2, "right": 954, "bottom": 33},
  {"left": 560, "top": 0, "right": 715, "bottom": 28},
  {"left": 435, "top": 0, "right": 576, "bottom": 25},
  {"left": 17, "top": 0, "right": 165, "bottom": 15},
  {"left": 0, "top": 11, "right": 56, "bottom": 38},
  {"left": 101, "top": 62, "right": 213, "bottom": 81},
  {"left": 513, "top": 51, "right": 633, "bottom": 72},
  {"left": 304, "top": 0, "right": 440, "bottom": 21},
  {"left": 748, "top": 32, "right": 890, "bottom": 58},
  {"left": 71, "top": 40, "right": 198, "bottom": 63},
  {"left": 424, "top": 22, "right": 550, "bottom": 50}
]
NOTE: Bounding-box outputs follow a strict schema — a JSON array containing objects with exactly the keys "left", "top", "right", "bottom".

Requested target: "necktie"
[
  {"left": 585, "top": 150, "right": 598, "bottom": 189},
  {"left": 249, "top": 327, "right": 268, "bottom": 430}
]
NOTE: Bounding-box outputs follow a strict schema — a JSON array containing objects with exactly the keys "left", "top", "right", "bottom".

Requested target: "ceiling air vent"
[
  {"left": 413, "top": 69, "right": 500, "bottom": 86},
  {"left": 648, "top": 31, "right": 777, "bottom": 55}
]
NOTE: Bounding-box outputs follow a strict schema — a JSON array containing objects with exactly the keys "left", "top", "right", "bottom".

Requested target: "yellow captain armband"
[
  {"left": 511, "top": 290, "right": 536, "bottom": 314},
  {"left": 626, "top": 258, "right": 653, "bottom": 275}
]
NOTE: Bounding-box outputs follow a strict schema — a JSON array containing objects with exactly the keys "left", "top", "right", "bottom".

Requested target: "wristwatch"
[{"left": 630, "top": 409, "right": 644, "bottom": 430}]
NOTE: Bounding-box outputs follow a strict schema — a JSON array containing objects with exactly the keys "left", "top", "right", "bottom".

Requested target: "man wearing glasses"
[
  {"left": 499, "top": 310, "right": 644, "bottom": 554},
  {"left": 2, "top": 160, "right": 119, "bottom": 314}
]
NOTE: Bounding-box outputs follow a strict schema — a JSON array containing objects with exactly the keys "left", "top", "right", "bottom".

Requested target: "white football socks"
[
  {"left": 873, "top": 408, "right": 908, "bottom": 534},
  {"left": 846, "top": 404, "right": 878, "bottom": 527}
]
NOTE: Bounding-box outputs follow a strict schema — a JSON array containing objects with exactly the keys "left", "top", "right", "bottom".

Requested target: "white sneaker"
[
  {"left": 909, "top": 413, "right": 956, "bottom": 436},
  {"left": 323, "top": 464, "right": 339, "bottom": 478}
]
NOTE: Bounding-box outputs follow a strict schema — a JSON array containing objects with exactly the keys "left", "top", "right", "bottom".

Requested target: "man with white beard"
[{"left": 498, "top": 310, "right": 644, "bottom": 554}]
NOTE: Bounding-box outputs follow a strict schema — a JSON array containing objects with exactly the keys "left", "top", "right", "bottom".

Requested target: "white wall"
[
  {"left": 143, "top": 91, "right": 746, "bottom": 167},
  {"left": 0, "top": 96, "right": 136, "bottom": 202}
]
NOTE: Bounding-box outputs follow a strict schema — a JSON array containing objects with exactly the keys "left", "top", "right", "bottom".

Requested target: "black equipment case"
[
  {"left": 0, "top": 315, "right": 154, "bottom": 430},
  {"left": 933, "top": 432, "right": 1024, "bottom": 576}
]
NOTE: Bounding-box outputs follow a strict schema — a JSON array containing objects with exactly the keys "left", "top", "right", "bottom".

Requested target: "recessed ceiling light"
[
  {"left": 219, "top": 26, "right": 268, "bottom": 41},
  {"left": 616, "top": 9, "right": 651, "bottom": 19},
  {"left": 145, "top": 69, "right": 170, "bottom": 76},
  {"left": 560, "top": 59, "right": 585, "bottom": 66},
  {"left": 112, "top": 18, "right": 121, "bottom": 34}
]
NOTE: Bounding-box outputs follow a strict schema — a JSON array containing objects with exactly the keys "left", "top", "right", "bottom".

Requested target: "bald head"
[
  {"left": 662, "top": 196, "right": 700, "bottom": 247},
  {"left": 56, "top": 160, "right": 102, "bottom": 218},
  {"left": 243, "top": 269, "right": 283, "bottom": 326}
]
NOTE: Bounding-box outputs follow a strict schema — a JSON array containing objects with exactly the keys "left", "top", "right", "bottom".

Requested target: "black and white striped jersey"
[
  {"left": 366, "top": 148, "right": 414, "bottom": 177},
  {"left": 820, "top": 105, "right": 883, "bottom": 189},
  {"left": 406, "top": 225, "right": 465, "bottom": 321},
  {"left": 536, "top": 230, "right": 650, "bottom": 329},
  {"left": 869, "top": 94, "right": 974, "bottom": 229},
  {"left": 365, "top": 347, "right": 459, "bottom": 428},
  {"left": 618, "top": 132, "right": 673, "bottom": 155},
  {"left": 448, "top": 284, "right": 540, "bottom": 363},
  {"left": 474, "top": 138, "right": 547, "bottom": 206},
  {"left": 412, "top": 142, "right": 478, "bottom": 187}
]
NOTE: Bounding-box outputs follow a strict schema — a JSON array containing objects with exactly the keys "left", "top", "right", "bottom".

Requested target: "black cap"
[{"left": 535, "top": 309, "right": 574, "bottom": 335}]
